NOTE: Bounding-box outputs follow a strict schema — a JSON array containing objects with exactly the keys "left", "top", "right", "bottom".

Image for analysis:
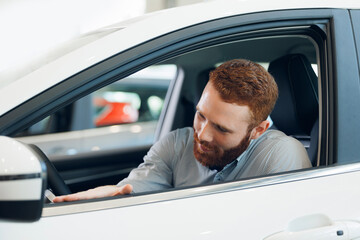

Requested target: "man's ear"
[{"left": 250, "top": 120, "right": 270, "bottom": 140}]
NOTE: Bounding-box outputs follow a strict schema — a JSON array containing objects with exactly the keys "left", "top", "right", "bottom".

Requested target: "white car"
[{"left": 1, "top": 1, "right": 360, "bottom": 239}]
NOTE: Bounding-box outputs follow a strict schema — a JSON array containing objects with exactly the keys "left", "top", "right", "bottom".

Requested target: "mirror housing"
[{"left": 0, "top": 136, "right": 46, "bottom": 222}]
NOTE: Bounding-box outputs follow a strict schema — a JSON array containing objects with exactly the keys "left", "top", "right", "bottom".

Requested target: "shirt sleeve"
[{"left": 117, "top": 130, "right": 177, "bottom": 193}]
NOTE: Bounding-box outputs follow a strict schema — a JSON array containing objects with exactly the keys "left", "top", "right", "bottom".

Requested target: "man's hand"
[{"left": 53, "top": 184, "right": 133, "bottom": 203}]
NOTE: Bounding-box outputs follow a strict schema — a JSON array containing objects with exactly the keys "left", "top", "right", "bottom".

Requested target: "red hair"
[{"left": 209, "top": 59, "right": 278, "bottom": 127}]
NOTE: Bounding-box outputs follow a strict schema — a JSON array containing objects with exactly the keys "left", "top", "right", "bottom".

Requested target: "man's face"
[{"left": 193, "top": 82, "right": 254, "bottom": 170}]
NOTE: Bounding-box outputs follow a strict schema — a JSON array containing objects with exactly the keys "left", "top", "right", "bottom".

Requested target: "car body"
[{"left": 1, "top": 0, "right": 360, "bottom": 239}]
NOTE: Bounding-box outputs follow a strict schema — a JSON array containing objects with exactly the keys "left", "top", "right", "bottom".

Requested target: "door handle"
[{"left": 264, "top": 214, "right": 360, "bottom": 240}]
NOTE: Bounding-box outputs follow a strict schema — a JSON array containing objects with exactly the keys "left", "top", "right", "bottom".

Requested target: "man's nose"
[{"left": 198, "top": 122, "right": 213, "bottom": 143}]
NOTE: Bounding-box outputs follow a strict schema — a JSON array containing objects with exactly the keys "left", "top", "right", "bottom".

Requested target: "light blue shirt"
[{"left": 118, "top": 127, "right": 311, "bottom": 193}]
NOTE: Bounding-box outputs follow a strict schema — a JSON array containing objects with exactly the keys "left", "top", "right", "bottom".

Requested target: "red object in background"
[{"left": 94, "top": 98, "right": 139, "bottom": 127}]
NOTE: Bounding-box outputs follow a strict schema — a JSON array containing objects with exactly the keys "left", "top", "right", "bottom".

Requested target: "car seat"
[{"left": 268, "top": 54, "right": 319, "bottom": 166}]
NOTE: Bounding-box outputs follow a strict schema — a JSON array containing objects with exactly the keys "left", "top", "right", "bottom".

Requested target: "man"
[{"left": 53, "top": 59, "right": 311, "bottom": 202}]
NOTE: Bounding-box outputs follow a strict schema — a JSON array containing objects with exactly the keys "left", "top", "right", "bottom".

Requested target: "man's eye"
[
  {"left": 216, "top": 126, "right": 228, "bottom": 133},
  {"left": 197, "top": 111, "right": 205, "bottom": 119}
]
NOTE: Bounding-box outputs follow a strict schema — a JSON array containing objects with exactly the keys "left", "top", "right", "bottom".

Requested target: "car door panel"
[{"left": 2, "top": 164, "right": 360, "bottom": 239}]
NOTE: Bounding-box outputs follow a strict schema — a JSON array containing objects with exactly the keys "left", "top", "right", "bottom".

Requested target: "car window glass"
[{"left": 16, "top": 64, "right": 177, "bottom": 159}]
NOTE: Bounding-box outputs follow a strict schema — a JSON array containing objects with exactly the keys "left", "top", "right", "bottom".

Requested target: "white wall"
[
  {"left": 0, "top": 0, "right": 206, "bottom": 81},
  {"left": 0, "top": 0, "right": 146, "bottom": 75}
]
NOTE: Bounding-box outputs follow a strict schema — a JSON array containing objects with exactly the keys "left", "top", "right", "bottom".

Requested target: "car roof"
[{"left": 0, "top": 0, "right": 359, "bottom": 116}]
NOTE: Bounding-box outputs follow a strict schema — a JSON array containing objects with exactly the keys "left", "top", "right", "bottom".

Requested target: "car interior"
[
  {"left": 166, "top": 35, "right": 319, "bottom": 162},
  {"left": 16, "top": 33, "right": 321, "bottom": 196}
]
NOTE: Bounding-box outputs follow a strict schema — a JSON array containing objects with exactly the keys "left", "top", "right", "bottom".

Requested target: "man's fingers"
[
  {"left": 53, "top": 195, "right": 69, "bottom": 203},
  {"left": 53, "top": 193, "right": 80, "bottom": 203},
  {"left": 52, "top": 184, "right": 133, "bottom": 203},
  {"left": 116, "top": 184, "right": 133, "bottom": 196}
]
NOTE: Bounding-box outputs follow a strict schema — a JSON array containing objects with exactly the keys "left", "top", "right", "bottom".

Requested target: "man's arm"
[
  {"left": 53, "top": 184, "right": 133, "bottom": 203},
  {"left": 53, "top": 129, "right": 182, "bottom": 202},
  {"left": 116, "top": 129, "right": 180, "bottom": 193}
]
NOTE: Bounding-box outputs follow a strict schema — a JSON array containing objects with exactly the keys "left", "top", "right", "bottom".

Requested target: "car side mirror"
[{"left": 0, "top": 136, "right": 46, "bottom": 222}]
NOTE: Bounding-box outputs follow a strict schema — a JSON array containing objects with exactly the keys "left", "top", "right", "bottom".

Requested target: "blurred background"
[{"left": 0, "top": 0, "right": 207, "bottom": 80}]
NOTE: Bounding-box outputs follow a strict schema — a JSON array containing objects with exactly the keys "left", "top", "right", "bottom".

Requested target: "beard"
[{"left": 193, "top": 129, "right": 251, "bottom": 171}]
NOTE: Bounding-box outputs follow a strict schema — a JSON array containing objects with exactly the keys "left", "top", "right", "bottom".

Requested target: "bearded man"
[{"left": 54, "top": 59, "right": 311, "bottom": 202}]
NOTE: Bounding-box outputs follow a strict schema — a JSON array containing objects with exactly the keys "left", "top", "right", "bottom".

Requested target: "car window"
[
  {"left": 16, "top": 64, "right": 177, "bottom": 158},
  {"left": 92, "top": 65, "right": 174, "bottom": 127}
]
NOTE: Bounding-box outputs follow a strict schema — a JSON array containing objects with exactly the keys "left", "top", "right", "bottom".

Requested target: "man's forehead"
[{"left": 197, "top": 84, "right": 252, "bottom": 129}]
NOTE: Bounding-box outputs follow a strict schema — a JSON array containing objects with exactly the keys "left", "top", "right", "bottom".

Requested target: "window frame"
[{"left": 40, "top": 9, "right": 350, "bottom": 216}]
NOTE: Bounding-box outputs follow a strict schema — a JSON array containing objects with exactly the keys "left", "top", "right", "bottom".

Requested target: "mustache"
[{"left": 193, "top": 131, "right": 215, "bottom": 149}]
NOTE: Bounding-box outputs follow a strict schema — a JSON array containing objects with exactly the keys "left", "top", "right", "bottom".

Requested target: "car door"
[{"left": 1, "top": 7, "right": 360, "bottom": 240}]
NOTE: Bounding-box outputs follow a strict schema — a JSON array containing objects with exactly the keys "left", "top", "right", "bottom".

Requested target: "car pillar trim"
[{"left": 0, "top": 173, "right": 41, "bottom": 181}]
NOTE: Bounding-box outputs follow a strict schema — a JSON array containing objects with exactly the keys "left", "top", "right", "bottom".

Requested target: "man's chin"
[
  {"left": 192, "top": 131, "right": 249, "bottom": 170},
  {"left": 194, "top": 146, "right": 220, "bottom": 169},
  {"left": 193, "top": 139, "right": 250, "bottom": 171},
  {"left": 195, "top": 156, "right": 224, "bottom": 171}
]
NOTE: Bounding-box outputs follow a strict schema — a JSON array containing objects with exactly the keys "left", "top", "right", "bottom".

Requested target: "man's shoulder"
[
  {"left": 160, "top": 127, "right": 194, "bottom": 147},
  {"left": 167, "top": 127, "right": 194, "bottom": 139},
  {"left": 250, "top": 129, "right": 306, "bottom": 153},
  {"left": 260, "top": 129, "right": 286, "bottom": 138},
  {"left": 241, "top": 129, "right": 312, "bottom": 175},
  {"left": 257, "top": 129, "right": 298, "bottom": 143},
  {"left": 174, "top": 126, "right": 194, "bottom": 135}
]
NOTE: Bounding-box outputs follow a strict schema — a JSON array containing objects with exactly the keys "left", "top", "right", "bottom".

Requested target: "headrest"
[
  {"left": 268, "top": 54, "right": 318, "bottom": 136},
  {"left": 195, "top": 67, "right": 215, "bottom": 103}
]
